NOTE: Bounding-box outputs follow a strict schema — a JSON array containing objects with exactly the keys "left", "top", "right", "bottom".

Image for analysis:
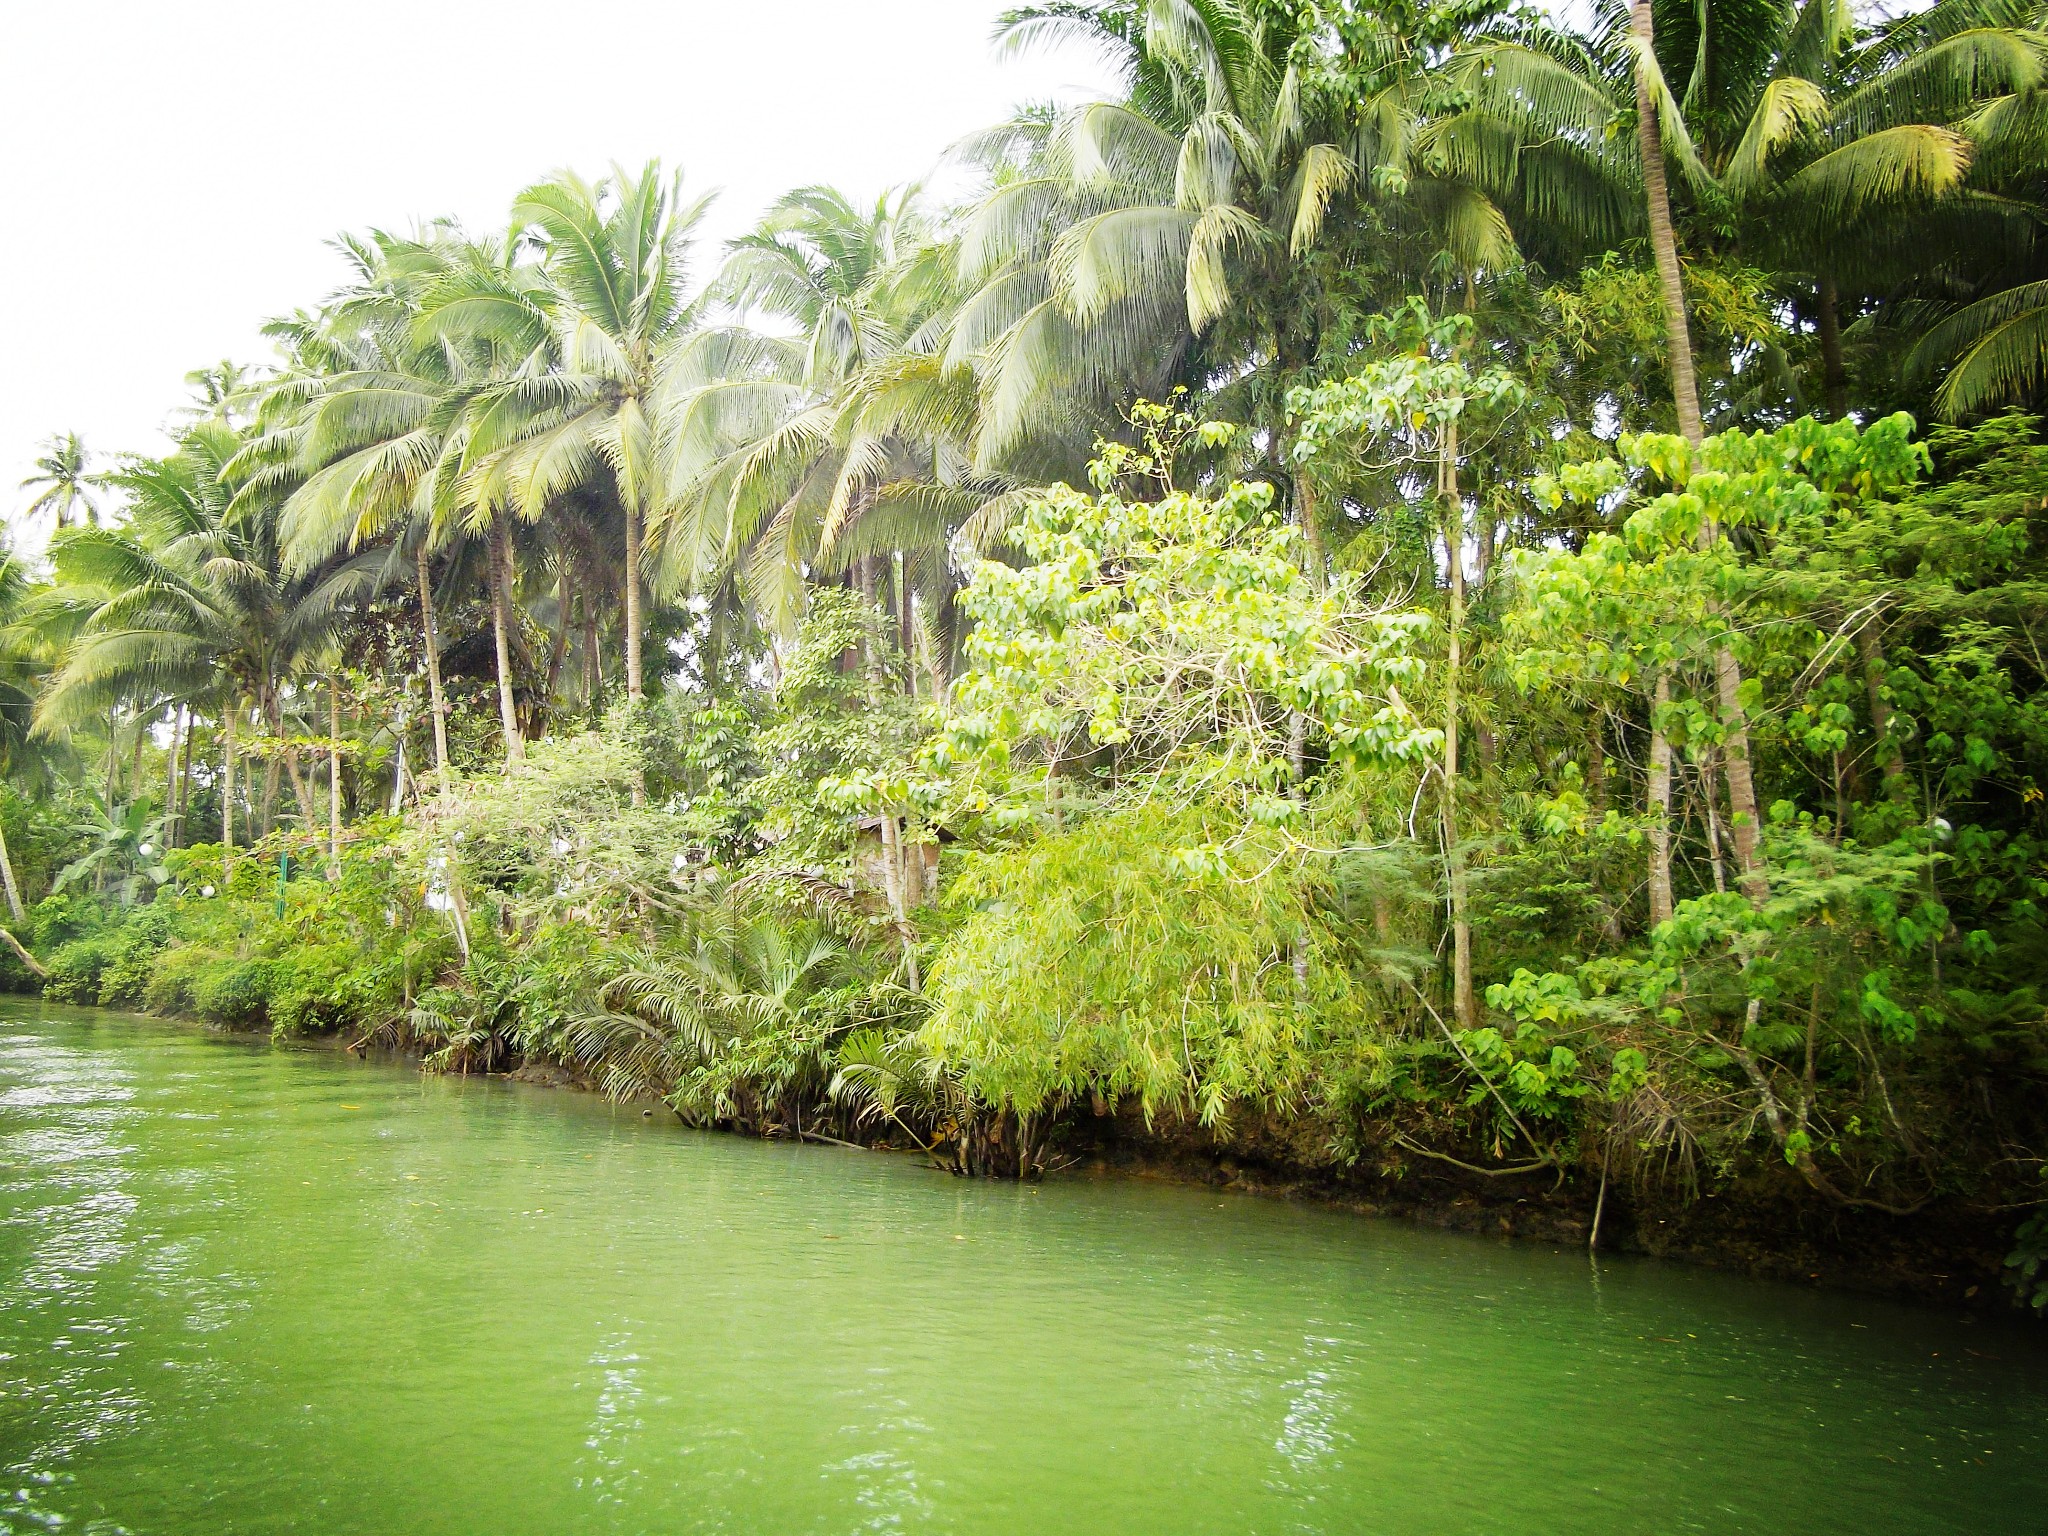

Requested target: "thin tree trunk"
[
  {"left": 1441, "top": 420, "right": 1476, "bottom": 1028},
  {"left": 624, "top": 502, "right": 646, "bottom": 806},
  {"left": 1630, "top": 0, "right": 1704, "bottom": 445},
  {"left": 261, "top": 693, "right": 289, "bottom": 834},
  {"left": 1714, "top": 644, "right": 1769, "bottom": 906},
  {"left": 488, "top": 518, "right": 525, "bottom": 768},
  {"left": 1817, "top": 271, "right": 1848, "bottom": 419},
  {"left": 329, "top": 676, "right": 343, "bottom": 878},
  {"left": 1298, "top": 476, "right": 1327, "bottom": 587},
  {"left": 1632, "top": 5, "right": 1769, "bottom": 908},
  {"left": 129, "top": 714, "right": 146, "bottom": 806},
  {"left": 1647, "top": 674, "right": 1675, "bottom": 927},
  {"left": 0, "top": 818, "right": 25, "bottom": 925},
  {"left": 174, "top": 705, "right": 193, "bottom": 848},
  {"left": 261, "top": 754, "right": 281, "bottom": 839},
  {"left": 1857, "top": 622, "right": 1908, "bottom": 791},
  {"left": 541, "top": 584, "right": 568, "bottom": 735},
  {"left": 416, "top": 541, "right": 453, "bottom": 801},
  {"left": 285, "top": 747, "right": 319, "bottom": 830},
  {"left": 624, "top": 504, "right": 644, "bottom": 705},
  {"left": 163, "top": 705, "right": 184, "bottom": 846},
  {"left": 222, "top": 702, "right": 237, "bottom": 881},
  {"left": 1700, "top": 748, "right": 1728, "bottom": 896}
]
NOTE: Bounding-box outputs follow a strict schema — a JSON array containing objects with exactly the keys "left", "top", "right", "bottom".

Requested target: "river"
[{"left": 1, "top": 1004, "right": 2042, "bottom": 1533}]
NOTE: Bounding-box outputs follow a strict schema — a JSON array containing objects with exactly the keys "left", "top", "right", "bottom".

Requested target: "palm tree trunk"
[
  {"left": 624, "top": 504, "right": 644, "bottom": 705},
  {"left": 174, "top": 705, "right": 193, "bottom": 848},
  {"left": 415, "top": 541, "right": 454, "bottom": 801},
  {"left": 129, "top": 716, "right": 146, "bottom": 805},
  {"left": 1441, "top": 421, "right": 1476, "bottom": 1029},
  {"left": 1630, "top": 0, "right": 1704, "bottom": 445},
  {"left": 1818, "top": 271, "right": 1848, "bottom": 419},
  {"left": 0, "top": 816, "right": 26, "bottom": 925},
  {"left": 222, "top": 702, "right": 237, "bottom": 882},
  {"left": 1632, "top": 0, "right": 1767, "bottom": 907},
  {"left": 488, "top": 518, "right": 525, "bottom": 768},
  {"left": 541, "top": 585, "right": 569, "bottom": 735},
  {"left": 328, "top": 676, "right": 342, "bottom": 878},
  {"left": 624, "top": 502, "right": 646, "bottom": 807},
  {"left": 163, "top": 705, "right": 184, "bottom": 847},
  {"left": 1647, "top": 674, "right": 1675, "bottom": 927}
]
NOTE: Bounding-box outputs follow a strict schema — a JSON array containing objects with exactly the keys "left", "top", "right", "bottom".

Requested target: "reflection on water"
[{"left": 1, "top": 1004, "right": 2044, "bottom": 1536}]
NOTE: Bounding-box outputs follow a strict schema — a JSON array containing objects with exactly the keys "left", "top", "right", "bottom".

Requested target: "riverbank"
[{"left": 266, "top": 1012, "right": 2031, "bottom": 1316}]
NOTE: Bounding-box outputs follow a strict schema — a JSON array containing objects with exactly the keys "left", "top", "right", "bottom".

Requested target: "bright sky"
[{"left": 0, "top": 0, "right": 1119, "bottom": 543}]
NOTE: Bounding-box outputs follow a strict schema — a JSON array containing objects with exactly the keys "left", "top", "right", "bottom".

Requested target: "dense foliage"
[{"left": 10, "top": 0, "right": 2048, "bottom": 1306}]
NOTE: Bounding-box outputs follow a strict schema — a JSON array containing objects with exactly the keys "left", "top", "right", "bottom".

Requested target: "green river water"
[{"left": 1, "top": 1004, "right": 2042, "bottom": 1534}]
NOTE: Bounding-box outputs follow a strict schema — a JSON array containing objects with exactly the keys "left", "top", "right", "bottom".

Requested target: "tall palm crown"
[
  {"left": 459, "top": 162, "right": 712, "bottom": 706},
  {"left": 19, "top": 433, "right": 104, "bottom": 532},
  {"left": 655, "top": 184, "right": 987, "bottom": 641},
  {"left": 1459, "top": 0, "right": 2032, "bottom": 418},
  {"left": 33, "top": 420, "right": 333, "bottom": 736},
  {"left": 262, "top": 227, "right": 556, "bottom": 771}
]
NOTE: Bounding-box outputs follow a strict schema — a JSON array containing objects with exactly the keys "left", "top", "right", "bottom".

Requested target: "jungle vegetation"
[{"left": 7, "top": 0, "right": 2048, "bottom": 1306}]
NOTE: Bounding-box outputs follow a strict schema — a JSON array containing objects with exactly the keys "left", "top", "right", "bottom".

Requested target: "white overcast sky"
[{"left": 0, "top": 0, "right": 1119, "bottom": 541}]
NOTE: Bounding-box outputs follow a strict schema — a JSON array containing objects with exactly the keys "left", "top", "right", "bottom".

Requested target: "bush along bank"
[{"left": 12, "top": 411, "right": 2046, "bottom": 1317}]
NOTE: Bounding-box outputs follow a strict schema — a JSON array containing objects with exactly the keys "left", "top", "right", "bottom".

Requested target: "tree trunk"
[
  {"left": 222, "top": 702, "right": 237, "bottom": 881},
  {"left": 1699, "top": 747, "right": 1728, "bottom": 895},
  {"left": 0, "top": 818, "right": 25, "bottom": 925},
  {"left": 488, "top": 518, "right": 525, "bottom": 768},
  {"left": 260, "top": 753, "right": 281, "bottom": 839},
  {"left": 416, "top": 541, "right": 454, "bottom": 802},
  {"left": 163, "top": 705, "right": 184, "bottom": 847},
  {"left": 285, "top": 746, "right": 319, "bottom": 830},
  {"left": 1297, "top": 475, "right": 1327, "bottom": 588},
  {"left": 329, "top": 676, "right": 343, "bottom": 878},
  {"left": 624, "top": 504, "right": 645, "bottom": 705},
  {"left": 1647, "top": 674, "right": 1675, "bottom": 927},
  {"left": 1857, "top": 622, "right": 1908, "bottom": 792},
  {"left": 540, "top": 583, "right": 568, "bottom": 735},
  {"left": 623, "top": 502, "right": 646, "bottom": 806},
  {"left": 1817, "top": 271, "right": 1848, "bottom": 420},
  {"left": 174, "top": 704, "right": 193, "bottom": 848},
  {"left": 1630, "top": 0, "right": 1705, "bottom": 446},
  {"left": 129, "top": 714, "right": 146, "bottom": 806},
  {"left": 1632, "top": 0, "right": 1771, "bottom": 909},
  {"left": 1441, "top": 421, "right": 1476, "bottom": 1029},
  {"left": 1714, "top": 643, "right": 1770, "bottom": 906}
]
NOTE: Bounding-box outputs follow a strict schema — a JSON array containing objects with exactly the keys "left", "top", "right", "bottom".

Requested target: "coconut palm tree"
[
  {"left": 18, "top": 433, "right": 105, "bottom": 533},
  {"left": 33, "top": 421, "right": 343, "bottom": 875},
  {"left": 654, "top": 185, "right": 996, "bottom": 669},
  {"left": 267, "top": 228, "right": 555, "bottom": 773},
  {"left": 459, "top": 162, "right": 711, "bottom": 714}
]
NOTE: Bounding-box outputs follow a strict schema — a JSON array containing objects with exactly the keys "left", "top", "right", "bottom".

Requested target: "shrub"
[
  {"left": 143, "top": 945, "right": 223, "bottom": 1016},
  {"left": 94, "top": 907, "right": 180, "bottom": 1009},
  {"left": 265, "top": 943, "right": 359, "bottom": 1038},
  {"left": 43, "top": 935, "right": 118, "bottom": 1004},
  {"left": 191, "top": 958, "right": 274, "bottom": 1029}
]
